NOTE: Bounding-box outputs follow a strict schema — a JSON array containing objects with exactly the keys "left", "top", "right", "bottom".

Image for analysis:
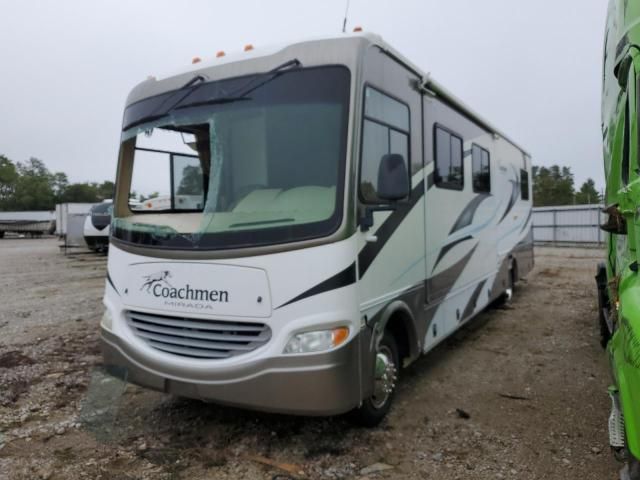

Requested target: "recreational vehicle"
[
  {"left": 597, "top": 1, "right": 640, "bottom": 477},
  {"left": 101, "top": 32, "right": 533, "bottom": 424},
  {"left": 84, "top": 201, "right": 113, "bottom": 252}
]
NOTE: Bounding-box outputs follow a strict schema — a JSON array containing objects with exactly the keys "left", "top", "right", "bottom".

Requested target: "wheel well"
[{"left": 385, "top": 312, "right": 412, "bottom": 367}]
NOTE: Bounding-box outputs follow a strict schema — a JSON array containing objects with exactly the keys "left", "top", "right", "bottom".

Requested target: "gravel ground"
[{"left": 0, "top": 239, "right": 620, "bottom": 479}]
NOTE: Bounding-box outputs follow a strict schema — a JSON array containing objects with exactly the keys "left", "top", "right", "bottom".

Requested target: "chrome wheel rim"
[{"left": 371, "top": 345, "right": 397, "bottom": 409}]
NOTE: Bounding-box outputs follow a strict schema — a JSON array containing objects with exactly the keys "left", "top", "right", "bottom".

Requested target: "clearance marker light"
[
  {"left": 216, "top": 50, "right": 226, "bottom": 58},
  {"left": 191, "top": 57, "right": 201, "bottom": 64},
  {"left": 244, "top": 44, "right": 254, "bottom": 52},
  {"left": 353, "top": 26, "right": 363, "bottom": 32}
]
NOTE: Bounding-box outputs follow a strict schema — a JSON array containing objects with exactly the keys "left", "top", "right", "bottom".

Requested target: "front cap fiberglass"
[{"left": 112, "top": 66, "right": 351, "bottom": 250}]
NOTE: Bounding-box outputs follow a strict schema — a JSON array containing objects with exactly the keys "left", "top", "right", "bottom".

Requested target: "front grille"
[{"left": 126, "top": 310, "right": 271, "bottom": 360}]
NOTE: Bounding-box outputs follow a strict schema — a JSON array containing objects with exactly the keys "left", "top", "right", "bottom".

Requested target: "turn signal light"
[{"left": 332, "top": 327, "right": 349, "bottom": 347}]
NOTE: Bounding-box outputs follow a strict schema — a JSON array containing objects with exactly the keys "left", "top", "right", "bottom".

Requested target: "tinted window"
[
  {"left": 472, "top": 145, "right": 491, "bottom": 193},
  {"left": 91, "top": 202, "right": 113, "bottom": 214},
  {"left": 364, "top": 88, "right": 410, "bottom": 131},
  {"left": 434, "top": 126, "right": 463, "bottom": 189},
  {"left": 520, "top": 169, "right": 530, "bottom": 200},
  {"left": 360, "top": 87, "right": 410, "bottom": 203}
]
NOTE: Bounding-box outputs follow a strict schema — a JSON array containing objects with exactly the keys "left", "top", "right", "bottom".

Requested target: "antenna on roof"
[{"left": 342, "top": 0, "right": 351, "bottom": 33}]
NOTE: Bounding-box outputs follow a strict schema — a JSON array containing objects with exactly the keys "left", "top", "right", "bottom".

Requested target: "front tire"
[{"left": 351, "top": 332, "right": 399, "bottom": 427}]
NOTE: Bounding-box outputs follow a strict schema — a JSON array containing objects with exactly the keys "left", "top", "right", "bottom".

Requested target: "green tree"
[
  {"left": 96, "top": 181, "right": 115, "bottom": 201},
  {"left": 532, "top": 165, "right": 576, "bottom": 206},
  {"left": 176, "top": 166, "right": 203, "bottom": 195},
  {"left": 59, "top": 183, "right": 100, "bottom": 203},
  {"left": 0, "top": 155, "right": 18, "bottom": 209},
  {"left": 51, "top": 172, "right": 69, "bottom": 199},
  {"left": 12, "top": 158, "right": 56, "bottom": 210},
  {"left": 0, "top": 156, "right": 115, "bottom": 211},
  {"left": 575, "top": 178, "right": 602, "bottom": 205}
]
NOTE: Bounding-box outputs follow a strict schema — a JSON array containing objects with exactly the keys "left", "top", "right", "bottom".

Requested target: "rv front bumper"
[{"left": 100, "top": 326, "right": 363, "bottom": 416}]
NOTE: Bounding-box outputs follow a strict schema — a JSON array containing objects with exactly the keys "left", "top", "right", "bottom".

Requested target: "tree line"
[
  {"left": 0, "top": 154, "right": 602, "bottom": 211},
  {"left": 0, "top": 155, "right": 113, "bottom": 211},
  {"left": 532, "top": 165, "right": 601, "bottom": 207}
]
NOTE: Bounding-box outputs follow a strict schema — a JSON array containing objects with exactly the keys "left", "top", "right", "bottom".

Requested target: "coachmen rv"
[{"left": 101, "top": 32, "right": 533, "bottom": 425}]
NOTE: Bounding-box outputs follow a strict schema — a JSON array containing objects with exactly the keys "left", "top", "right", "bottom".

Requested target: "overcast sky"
[{"left": 0, "top": 0, "right": 607, "bottom": 191}]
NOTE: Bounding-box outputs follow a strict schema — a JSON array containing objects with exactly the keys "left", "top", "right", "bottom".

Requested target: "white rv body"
[
  {"left": 83, "top": 201, "right": 113, "bottom": 252},
  {"left": 100, "top": 33, "right": 533, "bottom": 418}
]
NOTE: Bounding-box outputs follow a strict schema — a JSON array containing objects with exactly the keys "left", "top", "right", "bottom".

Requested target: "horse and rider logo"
[{"left": 140, "top": 270, "right": 173, "bottom": 292}]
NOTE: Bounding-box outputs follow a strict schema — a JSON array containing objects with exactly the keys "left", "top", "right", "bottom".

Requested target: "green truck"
[{"left": 599, "top": 1, "right": 640, "bottom": 478}]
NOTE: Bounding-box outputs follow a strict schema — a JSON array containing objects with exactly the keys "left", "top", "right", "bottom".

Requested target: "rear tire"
[
  {"left": 351, "top": 332, "right": 399, "bottom": 427},
  {"left": 622, "top": 450, "right": 640, "bottom": 480}
]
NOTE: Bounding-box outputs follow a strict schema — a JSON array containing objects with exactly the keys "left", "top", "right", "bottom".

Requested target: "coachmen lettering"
[
  {"left": 140, "top": 270, "right": 229, "bottom": 304},
  {"left": 152, "top": 284, "right": 229, "bottom": 303}
]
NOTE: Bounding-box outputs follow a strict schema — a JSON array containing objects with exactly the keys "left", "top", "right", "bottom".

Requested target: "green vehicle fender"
[{"left": 612, "top": 268, "right": 640, "bottom": 458}]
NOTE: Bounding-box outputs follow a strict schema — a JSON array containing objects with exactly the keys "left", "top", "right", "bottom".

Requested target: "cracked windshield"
[{"left": 113, "top": 66, "right": 350, "bottom": 249}]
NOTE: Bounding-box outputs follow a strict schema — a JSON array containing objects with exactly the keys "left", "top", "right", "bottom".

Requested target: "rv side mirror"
[
  {"left": 600, "top": 204, "right": 627, "bottom": 235},
  {"left": 377, "top": 154, "right": 409, "bottom": 201}
]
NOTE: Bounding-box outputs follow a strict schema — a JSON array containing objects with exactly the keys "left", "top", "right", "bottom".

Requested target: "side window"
[
  {"left": 520, "top": 169, "right": 530, "bottom": 200},
  {"left": 172, "top": 155, "right": 205, "bottom": 210},
  {"left": 471, "top": 145, "right": 491, "bottom": 193},
  {"left": 360, "top": 87, "right": 410, "bottom": 203},
  {"left": 434, "top": 126, "right": 464, "bottom": 189}
]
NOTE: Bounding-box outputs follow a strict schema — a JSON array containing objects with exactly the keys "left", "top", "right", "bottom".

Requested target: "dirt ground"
[{"left": 0, "top": 239, "right": 621, "bottom": 479}]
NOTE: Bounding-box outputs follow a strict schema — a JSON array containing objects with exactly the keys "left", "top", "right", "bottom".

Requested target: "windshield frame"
[{"left": 112, "top": 65, "right": 353, "bottom": 253}]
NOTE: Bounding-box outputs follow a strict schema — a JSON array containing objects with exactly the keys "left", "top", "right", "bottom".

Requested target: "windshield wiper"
[
  {"left": 174, "top": 95, "right": 252, "bottom": 110},
  {"left": 229, "top": 218, "right": 294, "bottom": 228},
  {"left": 176, "top": 58, "right": 302, "bottom": 111},
  {"left": 123, "top": 75, "right": 206, "bottom": 131}
]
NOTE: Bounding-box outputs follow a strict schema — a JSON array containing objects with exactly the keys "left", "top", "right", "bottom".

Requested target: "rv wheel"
[{"left": 351, "top": 332, "right": 399, "bottom": 427}]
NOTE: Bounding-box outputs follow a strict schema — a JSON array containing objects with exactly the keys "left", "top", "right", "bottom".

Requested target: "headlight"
[
  {"left": 283, "top": 327, "right": 349, "bottom": 354},
  {"left": 100, "top": 309, "right": 113, "bottom": 330}
]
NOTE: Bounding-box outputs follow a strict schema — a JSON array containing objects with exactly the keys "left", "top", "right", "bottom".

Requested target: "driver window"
[{"left": 360, "top": 87, "right": 410, "bottom": 203}]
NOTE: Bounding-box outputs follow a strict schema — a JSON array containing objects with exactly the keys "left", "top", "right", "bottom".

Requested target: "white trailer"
[
  {"left": 55, "top": 203, "right": 98, "bottom": 248},
  {"left": 100, "top": 32, "right": 533, "bottom": 425},
  {"left": 0, "top": 211, "right": 55, "bottom": 238}
]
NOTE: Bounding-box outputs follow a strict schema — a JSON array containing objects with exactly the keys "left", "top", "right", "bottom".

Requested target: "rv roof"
[{"left": 128, "top": 32, "right": 529, "bottom": 157}]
